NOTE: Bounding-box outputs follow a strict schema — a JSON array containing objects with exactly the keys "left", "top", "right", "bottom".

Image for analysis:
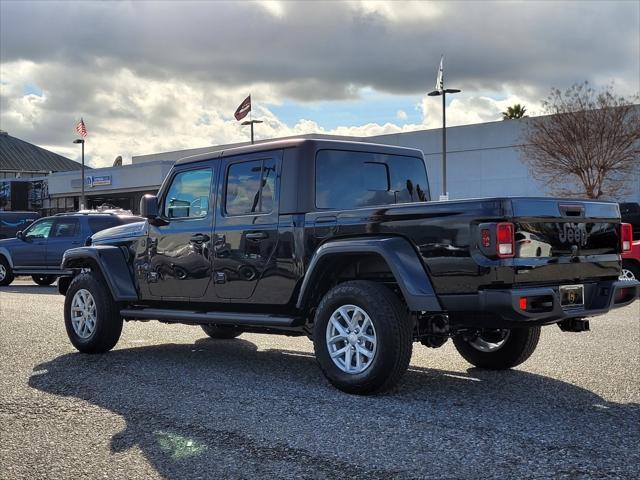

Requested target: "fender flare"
[
  {"left": 0, "top": 247, "right": 14, "bottom": 268},
  {"left": 296, "top": 236, "right": 441, "bottom": 312},
  {"left": 62, "top": 246, "right": 138, "bottom": 302}
]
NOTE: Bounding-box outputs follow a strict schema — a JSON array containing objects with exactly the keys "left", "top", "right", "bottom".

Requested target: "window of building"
[
  {"left": 51, "top": 218, "right": 80, "bottom": 238},
  {"left": 164, "top": 168, "right": 213, "bottom": 219},
  {"left": 315, "top": 150, "right": 430, "bottom": 209},
  {"left": 225, "top": 158, "right": 275, "bottom": 216}
]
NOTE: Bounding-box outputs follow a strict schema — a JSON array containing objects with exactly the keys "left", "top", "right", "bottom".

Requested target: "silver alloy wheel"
[
  {"left": 469, "top": 330, "right": 511, "bottom": 353},
  {"left": 70, "top": 289, "right": 97, "bottom": 339},
  {"left": 620, "top": 268, "right": 637, "bottom": 281},
  {"left": 0, "top": 264, "right": 6, "bottom": 282},
  {"left": 325, "top": 304, "right": 377, "bottom": 374}
]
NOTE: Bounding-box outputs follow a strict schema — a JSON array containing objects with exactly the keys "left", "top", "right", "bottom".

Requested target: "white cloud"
[
  {"left": 0, "top": 60, "right": 550, "bottom": 167},
  {"left": 0, "top": 2, "right": 636, "bottom": 167}
]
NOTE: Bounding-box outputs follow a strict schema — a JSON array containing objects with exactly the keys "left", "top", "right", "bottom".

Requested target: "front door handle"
[
  {"left": 245, "top": 232, "right": 267, "bottom": 240},
  {"left": 190, "top": 233, "right": 210, "bottom": 243}
]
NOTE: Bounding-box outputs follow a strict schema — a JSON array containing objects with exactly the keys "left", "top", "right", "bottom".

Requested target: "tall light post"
[
  {"left": 428, "top": 84, "right": 461, "bottom": 201},
  {"left": 73, "top": 138, "right": 85, "bottom": 210},
  {"left": 241, "top": 119, "right": 263, "bottom": 144}
]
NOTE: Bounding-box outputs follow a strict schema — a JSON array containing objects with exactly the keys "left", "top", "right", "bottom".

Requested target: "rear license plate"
[{"left": 560, "top": 284, "right": 584, "bottom": 307}]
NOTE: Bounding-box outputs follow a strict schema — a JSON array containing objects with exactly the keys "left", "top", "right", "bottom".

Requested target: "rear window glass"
[
  {"left": 88, "top": 217, "right": 119, "bottom": 233},
  {"left": 315, "top": 150, "right": 430, "bottom": 209},
  {"left": 225, "top": 158, "right": 276, "bottom": 215}
]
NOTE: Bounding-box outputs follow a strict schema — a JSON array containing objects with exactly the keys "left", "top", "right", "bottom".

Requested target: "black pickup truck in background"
[{"left": 58, "top": 139, "right": 639, "bottom": 394}]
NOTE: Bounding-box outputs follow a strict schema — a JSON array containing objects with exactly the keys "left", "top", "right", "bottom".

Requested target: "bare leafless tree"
[{"left": 521, "top": 82, "right": 639, "bottom": 199}]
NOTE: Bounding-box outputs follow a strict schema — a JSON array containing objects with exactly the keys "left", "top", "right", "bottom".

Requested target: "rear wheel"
[
  {"left": 64, "top": 272, "right": 123, "bottom": 353},
  {"left": 313, "top": 280, "right": 413, "bottom": 395},
  {"left": 201, "top": 324, "right": 242, "bottom": 339},
  {"left": 620, "top": 261, "right": 640, "bottom": 282},
  {"left": 32, "top": 275, "right": 57, "bottom": 286},
  {"left": 0, "top": 257, "right": 14, "bottom": 286},
  {"left": 453, "top": 327, "right": 540, "bottom": 370}
]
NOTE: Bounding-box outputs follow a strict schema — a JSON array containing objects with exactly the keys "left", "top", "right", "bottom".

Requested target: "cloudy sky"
[{"left": 1, "top": 0, "right": 638, "bottom": 167}]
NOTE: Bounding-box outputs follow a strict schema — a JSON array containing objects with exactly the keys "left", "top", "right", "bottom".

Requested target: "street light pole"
[
  {"left": 73, "top": 139, "right": 85, "bottom": 210},
  {"left": 428, "top": 87, "right": 461, "bottom": 200},
  {"left": 241, "top": 120, "right": 264, "bottom": 144}
]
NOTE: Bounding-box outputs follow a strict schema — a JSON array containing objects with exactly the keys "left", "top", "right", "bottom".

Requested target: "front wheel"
[
  {"left": 313, "top": 280, "right": 413, "bottom": 395},
  {"left": 453, "top": 327, "right": 540, "bottom": 370},
  {"left": 32, "top": 275, "right": 57, "bottom": 286},
  {"left": 0, "top": 257, "right": 14, "bottom": 286},
  {"left": 64, "top": 272, "right": 123, "bottom": 353}
]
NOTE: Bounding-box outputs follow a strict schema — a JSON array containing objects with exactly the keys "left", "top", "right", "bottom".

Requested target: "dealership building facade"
[{"left": 33, "top": 117, "right": 640, "bottom": 213}]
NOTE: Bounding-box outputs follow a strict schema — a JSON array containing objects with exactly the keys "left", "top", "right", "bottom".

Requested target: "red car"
[
  {"left": 622, "top": 238, "right": 640, "bottom": 281},
  {"left": 621, "top": 203, "right": 640, "bottom": 281}
]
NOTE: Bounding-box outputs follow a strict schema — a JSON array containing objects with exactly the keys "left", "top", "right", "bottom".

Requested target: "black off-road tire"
[
  {"left": 64, "top": 272, "right": 123, "bottom": 354},
  {"left": 201, "top": 325, "right": 242, "bottom": 339},
  {"left": 453, "top": 327, "right": 541, "bottom": 370},
  {"left": 0, "top": 256, "right": 14, "bottom": 286},
  {"left": 313, "top": 280, "right": 413, "bottom": 395},
  {"left": 32, "top": 275, "right": 57, "bottom": 286}
]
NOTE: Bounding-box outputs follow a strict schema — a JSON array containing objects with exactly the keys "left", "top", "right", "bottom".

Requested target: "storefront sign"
[{"left": 85, "top": 175, "right": 112, "bottom": 187}]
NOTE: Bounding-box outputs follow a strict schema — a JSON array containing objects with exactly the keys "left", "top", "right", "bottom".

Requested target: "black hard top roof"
[{"left": 175, "top": 138, "right": 424, "bottom": 166}]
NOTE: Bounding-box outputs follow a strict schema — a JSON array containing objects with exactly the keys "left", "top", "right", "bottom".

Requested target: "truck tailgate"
[{"left": 508, "top": 198, "right": 620, "bottom": 284}]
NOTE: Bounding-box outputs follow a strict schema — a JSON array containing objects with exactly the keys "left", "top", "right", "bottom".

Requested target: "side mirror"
[
  {"left": 16, "top": 230, "right": 25, "bottom": 241},
  {"left": 140, "top": 194, "right": 159, "bottom": 220}
]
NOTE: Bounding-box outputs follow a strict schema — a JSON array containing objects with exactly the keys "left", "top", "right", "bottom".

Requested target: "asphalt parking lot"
[{"left": 1, "top": 279, "right": 639, "bottom": 479}]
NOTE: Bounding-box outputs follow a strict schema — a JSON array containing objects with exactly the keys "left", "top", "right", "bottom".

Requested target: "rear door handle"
[
  {"left": 245, "top": 232, "right": 267, "bottom": 240},
  {"left": 190, "top": 233, "right": 210, "bottom": 243}
]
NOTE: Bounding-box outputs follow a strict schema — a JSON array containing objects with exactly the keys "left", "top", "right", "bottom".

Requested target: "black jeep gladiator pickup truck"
[{"left": 60, "top": 138, "right": 639, "bottom": 394}]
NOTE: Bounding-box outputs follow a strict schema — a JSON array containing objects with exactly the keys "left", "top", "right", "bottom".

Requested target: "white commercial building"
[{"left": 46, "top": 117, "right": 639, "bottom": 213}]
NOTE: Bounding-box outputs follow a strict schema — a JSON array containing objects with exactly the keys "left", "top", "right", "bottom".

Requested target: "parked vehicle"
[
  {"left": 620, "top": 202, "right": 640, "bottom": 281},
  {"left": 59, "top": 139, "right": 638, "bottom": 394},
  {"left": 0, "top": 211, "right": 40, "bottom": 240},
  {"left": 0, "top": 211, "right": 142, "bottom": 286}
]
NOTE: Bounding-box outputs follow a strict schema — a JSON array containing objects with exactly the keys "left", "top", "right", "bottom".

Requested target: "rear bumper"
[{"left": 440, "top": 279, "right": 639, "bottom": 328}]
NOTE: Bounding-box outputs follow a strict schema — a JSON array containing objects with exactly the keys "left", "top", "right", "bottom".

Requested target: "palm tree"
[{"left": 502, "top": 104, "right": 527, "bottom": 120}]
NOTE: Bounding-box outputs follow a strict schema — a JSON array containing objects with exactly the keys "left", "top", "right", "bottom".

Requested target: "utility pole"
[
  {"left": 73, "top": 138, "right": 86, "bottom": 209},
  {"left": 241, "top": 120, "right": 263, "bottom": 144},
  {"left": 428, "top": 56, "right": 461, "bottom": 201}
]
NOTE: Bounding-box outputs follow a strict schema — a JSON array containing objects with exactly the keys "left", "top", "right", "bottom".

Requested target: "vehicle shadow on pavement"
[{"left": 28, "top": 338, "right": 640, "bottom": 479}]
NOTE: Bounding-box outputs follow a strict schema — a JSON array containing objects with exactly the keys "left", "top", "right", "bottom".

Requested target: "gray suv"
[{"left": 0, "top": 211, "right": 142, "bottom": 286}]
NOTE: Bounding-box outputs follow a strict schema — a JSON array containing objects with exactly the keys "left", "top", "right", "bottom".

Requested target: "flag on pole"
[
  {"left": 234, "top": 95, "right": 251, "bottom": 121},
  {"left": 435, "top": 55, "right": 444, "bottom": 91},
  {"left": 75, "top": 118, "right": 87, "bottom": 137}
]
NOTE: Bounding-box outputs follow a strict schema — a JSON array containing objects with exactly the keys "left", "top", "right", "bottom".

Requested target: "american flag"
[
  {"left": 234, "top": 95, "right": 251, "bottom": 121},
  {"left": 75, "top": 118, "right": 87, "bottom": 138}
]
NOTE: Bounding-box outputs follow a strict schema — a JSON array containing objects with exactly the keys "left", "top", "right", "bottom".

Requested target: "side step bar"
[{"left": 119, "top": 308, "right": 298, "bottom": 328}]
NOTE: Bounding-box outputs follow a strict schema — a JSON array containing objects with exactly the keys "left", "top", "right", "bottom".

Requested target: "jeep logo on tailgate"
[{"left": 557, "top": 223, "right": 588, "bottom": 246}]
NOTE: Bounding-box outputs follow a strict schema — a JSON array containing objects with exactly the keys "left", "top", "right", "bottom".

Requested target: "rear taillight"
[
  {"left": 481, "top": 229, "right": 491, "bottom": 247},
  {"left": 496, "top": 222, "right": 515, "bottom": 258},
  {"left": 621, "top": 223, "right": 632, "bottom": 253}
]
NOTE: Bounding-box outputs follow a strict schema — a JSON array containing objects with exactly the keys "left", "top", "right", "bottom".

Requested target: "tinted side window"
[
  {"left": 315, "top": 150, "right": 429, "bottom": 209},
  {"left": 164, "top": 168, "right": 213, "bottom": 219},
  {"left": 225, "top": 158, "right": 276, "bottom": 216},
  {"left": 51, "top": 218, "right": 80, "bottom": 238},
  {"left": 88, "top": 217, "right": 119, "bottom": 234}
]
